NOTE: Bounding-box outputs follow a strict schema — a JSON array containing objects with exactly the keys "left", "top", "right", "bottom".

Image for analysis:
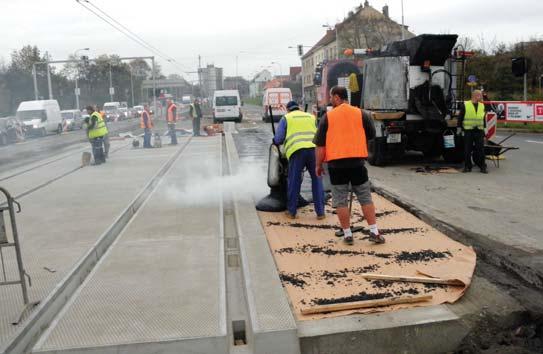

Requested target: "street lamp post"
[
  {"left": 401, "top": 0, "right": 405, "bottom": 40},
  {"left": 74, "top": 48, "right": 89, "bottom": 110}
]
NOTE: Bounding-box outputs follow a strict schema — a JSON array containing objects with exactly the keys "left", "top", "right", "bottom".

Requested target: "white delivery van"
[
  {"left": 262, "top": 87, "right": 292, "bottom": 122},
  {"left": 103, "top": 102, "right": 121, "bottom": 122},
  {"left": 16, "top": 100, "right": 62, "bottom": 137},
  {"left": 213, "top": 90, "right": 242, "bottom": 123}
]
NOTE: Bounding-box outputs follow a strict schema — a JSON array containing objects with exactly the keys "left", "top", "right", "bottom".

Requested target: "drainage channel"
[
  {"left": 0, "top": 138, "right": 192, "bottom": 354},
  {"left": 222, "top": 136, "right": 253, "bottom": 354}
]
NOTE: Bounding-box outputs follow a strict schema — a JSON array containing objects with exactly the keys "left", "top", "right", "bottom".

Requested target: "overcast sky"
[{"left": 1, "top": 0, "right": 542, "bottom": 82}]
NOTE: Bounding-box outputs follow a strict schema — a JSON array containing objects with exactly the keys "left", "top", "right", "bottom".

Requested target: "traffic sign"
[
  {"left": 109, "top": 87, "right": 115, "bottom": 95},
  {"left": 75, "top": 88, "right": 80, "bottom": 95}
]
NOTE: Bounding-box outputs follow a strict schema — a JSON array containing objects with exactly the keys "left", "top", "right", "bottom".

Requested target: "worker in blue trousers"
[{"left": 273, "top": 101, "right": 325, "bottom": 219}]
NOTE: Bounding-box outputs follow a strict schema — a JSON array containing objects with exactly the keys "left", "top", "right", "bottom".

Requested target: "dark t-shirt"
[{"left": 313, "top": 107, "right": 376, "bottom": 168}]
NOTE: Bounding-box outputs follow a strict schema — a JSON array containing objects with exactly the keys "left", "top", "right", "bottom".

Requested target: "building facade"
[
  {"left": 198, "top": 64, "right": 223, "bottom": 98},
  {"left": 301, "top": 1, "right": 414, "bottom": 103},
  {"left": 249, "top": 70, "right": 272, "bottom": 98}
]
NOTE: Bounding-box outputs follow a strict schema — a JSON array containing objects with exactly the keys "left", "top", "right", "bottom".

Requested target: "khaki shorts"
[{"left": 331, "top": 181, "right": 373, "bottom": 208}]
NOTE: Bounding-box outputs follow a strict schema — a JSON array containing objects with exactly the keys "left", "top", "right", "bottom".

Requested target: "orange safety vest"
[
  {"left": 167, "top": 104, "right": 177, "bottom": 122},
  {"left": 140, "top": 111, "right": 153, "bottom": 129},
  {"left": 325, "top": 103, "right": 368, "bottom": 161}
]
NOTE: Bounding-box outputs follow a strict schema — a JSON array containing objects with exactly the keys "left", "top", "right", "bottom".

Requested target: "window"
[
  {"left": 215, "top": 96, "right": 238, "bottom": 106},
  {"left": 17, "top": 110, "right": 46, "bottom": 121}
]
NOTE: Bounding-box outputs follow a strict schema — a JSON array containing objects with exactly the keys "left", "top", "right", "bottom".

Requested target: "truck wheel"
[
  {"left": 57, "top": 124, "right": 63, "bottom": 134},
  {"left": 368, "top": 138, "right": 386, "bottom": 166},
  {"left": 0, "top": 134, "right": 7, "bottom": 146},
  {"left": 41, "top": 128, "right": 47, "bottom": 137}
]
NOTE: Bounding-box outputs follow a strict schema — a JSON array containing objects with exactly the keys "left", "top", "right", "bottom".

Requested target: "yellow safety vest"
[
  {"left": 88, "top": 112, "right": 108, "bottom": 139},
  {"left": 284, "top": 110, "right": 317, "bottom": 159},
  {"left": 463, "top": 101, "right": 485, "bottom": 130}
]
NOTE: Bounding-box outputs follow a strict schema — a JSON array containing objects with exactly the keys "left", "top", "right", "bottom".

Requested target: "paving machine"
[{"left": 359, "top": 34, "right": 466, "bottom": 165}]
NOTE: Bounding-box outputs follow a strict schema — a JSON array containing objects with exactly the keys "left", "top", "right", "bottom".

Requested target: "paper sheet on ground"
[{"left": 258, "top": 193, "right": 476, "bottom": 321}]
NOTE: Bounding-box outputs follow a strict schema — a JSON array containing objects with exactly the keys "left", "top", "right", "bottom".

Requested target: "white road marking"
[{"left": 526, "top": 140, "right": 543, "bottom": 144}]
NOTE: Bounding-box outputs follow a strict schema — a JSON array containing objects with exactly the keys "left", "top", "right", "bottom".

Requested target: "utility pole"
[
  {"left": 32, "top": 64, "right": 39, "bottom": 100},
  {"left": 198, "top": 55, "right": 202, "bottom": 98},
  {"left": 74, "top": 48, "right": 89, "bottom": 110},
  {"left": 401, "top": 0, "right": 405, "bottom": 40},
  {"left": 109, "top": 64, "right": 114, "bottom": 102},
  {"left": 130, "top": 69, "right": 135, "bottom": 107},
  {"left": 524, "top": 58, "right": 528, "bottom": 101},
  {"left": 46, "top": 52, "right": 53, "bottom": 99},
  {"left": 152, "top": 56, "right": 157, "bottom": 117}
]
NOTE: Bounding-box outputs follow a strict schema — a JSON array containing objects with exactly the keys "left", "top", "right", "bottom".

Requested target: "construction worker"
[
  {"left": 84, "top": 106, "right": 108, "bottom": 165},
  {"left": 140, "top": 104, "right": 153, "bottom": 148},
  {"left": 166, "top": 99, "right": 178, "bottom": 145},
  {"left": 190, "top": 99, "right": 202, "bottom": 136},
  {"left": 458, "top": 90, "right": 488, "bottom": 173},
  {"left": 95, "top": 105, "right": 110, "bottom": 159},
  {"left": 273, "top": 101, "right": 324, "bottom": 219},
  {"left": 314, "top": 86, "right": 384, "bottom": 245}
]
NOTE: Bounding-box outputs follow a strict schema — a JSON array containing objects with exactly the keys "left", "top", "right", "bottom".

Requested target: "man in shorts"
[{"left": 314, "top": 86, "right": 385, "bottom": 245}]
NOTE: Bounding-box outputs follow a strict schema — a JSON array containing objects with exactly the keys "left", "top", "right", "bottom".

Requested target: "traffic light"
[
  {"left": 512, "top": 57, "right": 530, "bottom": 77},
  {"left": 314, "top": 63, "right": 323, "bottom": 86},
  {"left": 297, "top": 45, "right": 304, "bottom": 56},
  {"left": 80, "top": 55, "right": 89, "bottom": 67}
]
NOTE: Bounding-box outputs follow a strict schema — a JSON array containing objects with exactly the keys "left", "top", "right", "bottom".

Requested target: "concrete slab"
[
  {"left": 0, "top": 142, "right": 184, "bottom": 352},
  {"left": 33, "top": 137, "right": 228, "bottom": 354},
  {"left": 225, "top": 133, "right": 300, "bottom": 354}
]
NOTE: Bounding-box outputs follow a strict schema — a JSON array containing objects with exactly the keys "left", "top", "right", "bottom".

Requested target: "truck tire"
[
  {"left": 442, "top": 135, "right": 464, "bottom": 163},
  {"left": 368, "top": 138, "right": 386, "bottom": 166},
  {"left": 40, "top": 128, "right": 47, "bottom": 137},
  {"left": 0, "top": 133, "right": 7, "bottom": 146},
  {"left": 57, "top": 124, "right": 63, "bottom": 134}
]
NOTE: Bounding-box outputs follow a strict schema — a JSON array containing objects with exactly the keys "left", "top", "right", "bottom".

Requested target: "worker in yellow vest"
[
  {"left": 458, "top": 90, "right": 488, "bottom": 173},
  {"left": 273, "top": 101, "right": 324, "bottom": 220},
  {"left": 84, "top": 106, "right": 108, "bottom": 165}
]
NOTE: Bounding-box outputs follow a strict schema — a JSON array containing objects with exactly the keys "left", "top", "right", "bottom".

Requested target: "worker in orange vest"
[
  {"left": 166, "top": 99, "right": 178, "bottom": 145},
  {"left": 314, "top": 86, "right": 384, "bottom": 245},
  {"left": 140, "top": 104, "right": 153, "bottom": 148}
]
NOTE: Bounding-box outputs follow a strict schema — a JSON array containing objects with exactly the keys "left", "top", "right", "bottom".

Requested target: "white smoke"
[{"left": 163, "top": 157, "right": 268, "bottom": 207}]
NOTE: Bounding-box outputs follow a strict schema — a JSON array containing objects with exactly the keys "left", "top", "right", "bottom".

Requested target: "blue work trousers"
[
  {"left": 287, "top": 148, "right": 325, "bottom": 216},
  {"left": 143, "top": 128, "right": 152, "bottom": 148}
]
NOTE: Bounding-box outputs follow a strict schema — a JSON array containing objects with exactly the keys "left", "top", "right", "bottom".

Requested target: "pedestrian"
[
  {"left": 84, "top": 106, "right": 108, "bottom": 165},
  {"left": 141, "top": 104, "right": 153, "bottom": 148},
  {"left": 191, "top": 99, "right": 202, "bottom": 136},
  {"left": 166, "top": 99, "right": 178, "bottom": 145},
  {"left": 314, "top": 86, "right": 384, "bottom": 245},
  {"left": 273, "top": 101, "right": 325, "bottom": 220},
  {"left": 458, "top": 90, "right": 488, "bottom": 173},
  {"left": 95, "top": 105, "right": 110, "bottom": 159}
]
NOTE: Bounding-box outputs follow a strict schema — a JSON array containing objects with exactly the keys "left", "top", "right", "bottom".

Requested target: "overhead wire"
[{"left": 75, "top": 0, "right": 192, "bottom": 75}]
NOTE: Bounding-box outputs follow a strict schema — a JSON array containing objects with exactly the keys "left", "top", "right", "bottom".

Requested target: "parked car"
[
  {"left": 0, "top": 116, "right": 25, "bottom": 145},
  {"left": 61, "top": 109, "right": 84, "bottom": 130},
  {"left": 16, "top": 99, "right": 62, "bottom": 136},
  {"left": 118, "top": 107, "right": 128, "bottom": 120},
  {"left": 212, "top": 90, "right": 242, "bottom": 123}
]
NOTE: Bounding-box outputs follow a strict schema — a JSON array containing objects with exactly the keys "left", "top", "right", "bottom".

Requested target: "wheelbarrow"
[{"left": 484, "top": 133, "right": 519, "bottom": 168}]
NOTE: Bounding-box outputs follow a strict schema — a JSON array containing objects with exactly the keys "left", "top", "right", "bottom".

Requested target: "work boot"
[
  {"left": 285, "top": 211, "right": 297, "bottom": 220},
  {"left": 462, "top": 167, "right": 472, "bottom": 173},
  {"left": 369, "top": 232, "right": 386, "bottom": 244},
  {"left": 317, "top": 214, "right": 326, "bottom": 220},
  {"left": 343, "top": 235, "right": 354, "bottom": 245},
  {"left": 480, "top": 167, "right": 488, "bottom": 174}
]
